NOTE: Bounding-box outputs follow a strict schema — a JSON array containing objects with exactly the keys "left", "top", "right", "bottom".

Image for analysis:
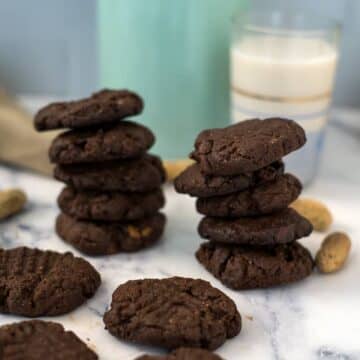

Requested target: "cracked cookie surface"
[
  {"left": 0, "top": 320, "right": 97, "bottom": 360},
  {"left": 56, "top": 212, "right": 166, "bottom": 256},
  {"left": 196, "top": 174, "right": 301, "bottom": 217},
  {"left": 103, "top": 277, "right": 241, "bottom": 350},
  {"left": 58, "top": 187, "right": 165, "bottom": 222},
  {"left": 0, "top": 247, "right": 100, "bottom": 317},
  {"left": 174, "top": 161, "right": 284, "bottom": 198},
  {"left": 196, "top": 241, "right": 314, "bottom": 289},
  {"left": 49, "top": 121, "right": 155, "bottom": 164},
  {"left": 136, "top": 348, "right": 223, "bottom": 360},
  {"left": 198, "top": 208, "right": 312, "bottom": 246},
  {"left": 34, "top": 89, "right": 143, "bottom": 131},
  {"left": 191, "top": 118, "right": 306, "bottom": 175},
  {"left": 54, "top": 154, "right": 166, "bottom": 192}
]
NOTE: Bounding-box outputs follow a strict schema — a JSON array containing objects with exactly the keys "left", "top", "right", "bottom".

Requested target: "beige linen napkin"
[{"left": 0, "top": 90, "right": 55, "bottom": 176}]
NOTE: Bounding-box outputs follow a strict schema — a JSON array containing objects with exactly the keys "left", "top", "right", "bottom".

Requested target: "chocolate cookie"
[
  {"left": 54, "top": 154, "right": 166, "bottom": 192},
  {"left": 103, "top": 277, "right": 241, "bottom": 350},
  {"left": 58, "top": 187, "right": 165, "bottom": 221},
  {"left": 34, "top": 89, "right": 143, "bottom": 131},
  {"left": 0, "top": 247, "right": 100, "bottom": 317},
  {"left": 49, "top": 121, "right": 155, "bottom": 164},
  {"left": 56, "top": 212, "right": 166, "bottom": 256},
  {"left": 196, "top": 241, "right": 314, "bottom": 290},
  {"left": 0, "top": 320, "right": 97, "bottom": 360},
  {"left": 191, "top": 118, "right": 306, "bottom": 175},
  {"left": 136, "top": 348, "right": 223, "bottom": 360},
  {"left": 174, "top": 161, "right": 284, "bottom": 198},
  {"left": 196, "top": 174, "right": 301, "bottom": 217},
  {"left": 198, "top": 208, "right": 312, "bottom": 246}
]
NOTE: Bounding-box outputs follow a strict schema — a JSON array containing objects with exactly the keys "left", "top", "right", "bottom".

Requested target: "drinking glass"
[{"left": 231, "top": 10, "right": 341, "bottom": 185}]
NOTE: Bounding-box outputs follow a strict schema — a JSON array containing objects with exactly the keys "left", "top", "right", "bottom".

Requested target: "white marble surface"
[{"left": 0, "top": 106, "right": 359, "bottom": 359}]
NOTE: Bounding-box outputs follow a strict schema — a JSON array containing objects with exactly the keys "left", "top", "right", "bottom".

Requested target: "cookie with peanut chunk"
[{"left": 56, "top": 212, "right": 166, "bottom": 256}]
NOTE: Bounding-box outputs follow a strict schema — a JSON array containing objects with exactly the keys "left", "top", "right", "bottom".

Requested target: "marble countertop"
[{"left": 0, "top": 103, "right": 359, "bottom": 359}]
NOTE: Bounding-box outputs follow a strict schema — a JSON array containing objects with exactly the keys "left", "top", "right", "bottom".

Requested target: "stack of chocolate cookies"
[
  {"left": 34, "top": 89, "right": 166, "bottom": 256},
  {"left": 175, "top": 118, "right": 314, "bottom": 289}
]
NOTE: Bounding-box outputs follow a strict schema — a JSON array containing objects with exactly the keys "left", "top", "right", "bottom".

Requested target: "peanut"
[
  {"left": 127, "top": 226, "right": 153, "bottom": 239},
  {"left": 0, "top": 188, "right": 27, "bottom": 219},
  {"left": 141, "top": 227, "right": 152, "bottom": 237},
  {"left": 316, "top": 232, "right": 351, "bottom": 273},
  {"left": 291, "top": 198, "right": 333, "bottom": 232},
  {"left": 127, "top": 225, "right": 141, "bottom": 239},
  {"left": 163, "top": 159, "right": 195, "bottom": 182}
]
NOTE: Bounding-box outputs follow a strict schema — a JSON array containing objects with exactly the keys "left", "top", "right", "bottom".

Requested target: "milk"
[{"left": 231, "top": 35, "right": 338, "bottom": 183}]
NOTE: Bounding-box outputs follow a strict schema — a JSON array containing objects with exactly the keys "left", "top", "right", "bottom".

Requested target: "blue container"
[{"left": 98, "top": 0, "right": 247, "bottom": 159}]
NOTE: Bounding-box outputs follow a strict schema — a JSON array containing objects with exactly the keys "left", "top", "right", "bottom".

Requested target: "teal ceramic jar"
[{"left": 98, "top": 0, "right": 247, "bottom": 159}]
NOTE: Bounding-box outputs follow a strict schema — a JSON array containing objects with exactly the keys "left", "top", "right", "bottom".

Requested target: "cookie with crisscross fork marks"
[
  {"left": 136, "top": 347, "right": 223, "bottom": 359},
  {"left": 0, "top": 320, "right": 97, "bottom": 360},
  {"left": 103, "top": 277, "right": 241, "bottom": 351},
  {"left": 0, "top": 247, "right": 100, "bottom": 317}
]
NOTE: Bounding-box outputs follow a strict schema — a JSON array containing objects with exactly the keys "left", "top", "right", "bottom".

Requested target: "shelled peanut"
[
  {"left": 0, "top": 188, "right": 27, "bottom": 219},
  {"left": 163, "top": 159, "right": 195, "bottom": 182},
  {"left": 316, "top": 232, "right": 351, "bottom": 273},
  {"left": 291, "top": 198, "right": 333, "bottom": 232}
]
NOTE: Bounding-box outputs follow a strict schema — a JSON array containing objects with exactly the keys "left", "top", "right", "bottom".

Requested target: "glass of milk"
[{"left": 231, "top": 11, "right": 341, "bottom": 185}]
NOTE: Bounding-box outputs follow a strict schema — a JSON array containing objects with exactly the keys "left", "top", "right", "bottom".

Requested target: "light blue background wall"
[
  {"left": 0, "top": 0, "right": 359, "bottom": 107},
  {"left": 0, "top": 0, "right": 98, "bottom": 97}
]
